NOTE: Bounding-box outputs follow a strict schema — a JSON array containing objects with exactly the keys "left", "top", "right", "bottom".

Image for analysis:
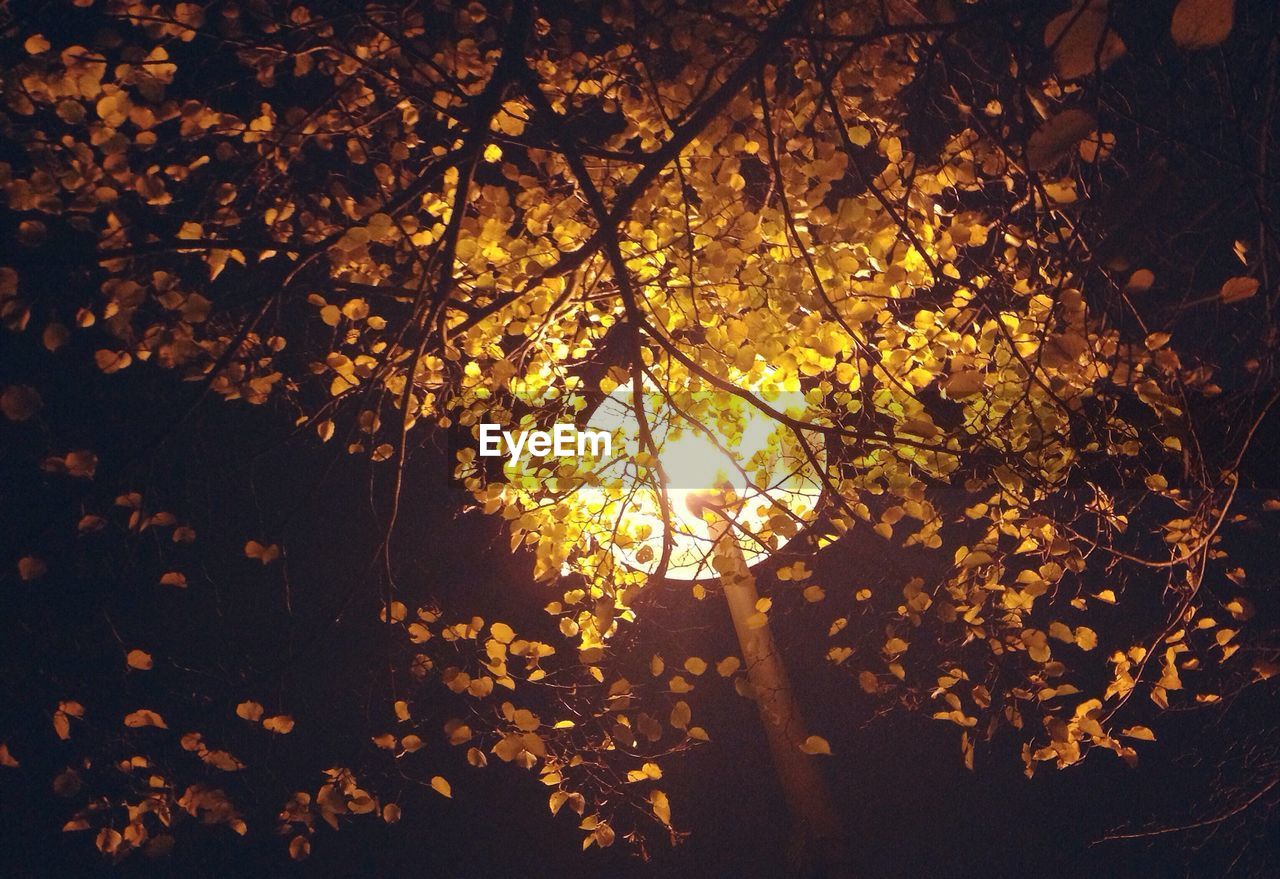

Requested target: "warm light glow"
[{"left": 571, "top": 376, "right": 825, "bottom": 580}]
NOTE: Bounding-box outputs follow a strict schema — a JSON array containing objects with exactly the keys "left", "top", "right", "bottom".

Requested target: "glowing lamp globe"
[{"left": 581, "top": 377, "right": 825, "bottom": 581}]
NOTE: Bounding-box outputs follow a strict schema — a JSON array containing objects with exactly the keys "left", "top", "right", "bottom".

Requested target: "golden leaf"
[
  {"left": 263, "top": 715, "right": 295, "bottom": 734},
  {"left": 289, "top": 835, "right": 310, "bottom": 861},
  {"left": 126, "top": 649, "right": 153, "bottom": 670},
  {"left": 799, "top": 735, "right": 832, "bottom": 755},
  {"left": 123, "top": 709, "right": 167, "bottom": 729},
  {"left": 1220, "top": 276, "right": 1259, "bottom": 303},
  {"left": 649, "top": 789, "right": 671, "bottom": 825}
]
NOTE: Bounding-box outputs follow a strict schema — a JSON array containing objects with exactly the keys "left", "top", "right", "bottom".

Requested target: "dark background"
[
  {"left": 2, "top": 353, "right": 1278, "bottom": 878},
  {"left": 4, "top": 0, "right": 1280, "bottom": 875}
]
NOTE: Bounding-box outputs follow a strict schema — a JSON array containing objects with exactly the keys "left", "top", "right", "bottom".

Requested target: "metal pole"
[{"left": 692, "top": 494, "right": 854, "bottom": 878}]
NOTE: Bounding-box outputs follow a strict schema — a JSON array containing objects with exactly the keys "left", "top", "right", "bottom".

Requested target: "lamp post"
[
  {"left": 580, "top": 380, "right": 853, "bottom": 877},
  {"left": 689, "top": 492, "right": 852, "bottom": 879}
]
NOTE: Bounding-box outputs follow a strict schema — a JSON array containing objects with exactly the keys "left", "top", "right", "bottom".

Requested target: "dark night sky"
[
  {"left": 4, "top": 1, "right": 1280, "bottom": 876},
  {"left": 3, "top": 358, "right": 1278, "bottom": 877}
]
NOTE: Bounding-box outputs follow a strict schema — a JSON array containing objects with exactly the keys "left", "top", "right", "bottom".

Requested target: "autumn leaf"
[
  {"left": 1171, "top": 0, "right": 1235, "bottom": 49},
  {"left": 1220, "top": 276, "right": 1259, "bottom": 303},
  {"left": 244, "top": 540, "right": 280, "bottom": 564},
  {"left": 263, "top": 715, "right": 295, "bottom": 734},
  {"left": 24, "top": 33, "right": 51, "bottom": 54},
  {"left": 1, "top": 385, "right": 41, "bottom": 421},
  {"left": 799, "top": 735, "right": 832, "bottom": 756},
  {"left": 1125, "top": 269, "right": 1155, "bottom": 292},
  {"left": 18, "top": 556, "right": 46, "bottom": 581},
  {"left": 649, "top": 790, "right": 672, "bottom": 825},
  {"left": 126, "top": 649, "right": 153, "bottom": 671},
  {"left": 1026, "top": 110, "right": 1096, "bottom": 169},
  {"left": 1045, "top": 0, "right": 1126, "bottom": 79},
  {"left": 430, "top": 776, "right": 452, "bottom": 798},
  {"left": 682, "top": 657, "right": 707, "bottom": 676},
  {"left": 289, "top": 836, "right": 310, "bottom": 861},
  {"left": 159, "top": 571, "right": 188, "bottom": 588},
  {"left": 123, "top": 709, "right": 167, "bottom": 729}
]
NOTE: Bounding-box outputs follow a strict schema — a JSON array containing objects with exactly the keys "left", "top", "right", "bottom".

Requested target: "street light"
[
  {"left": 582, "top": 375, "right": 824, "bottom": 580},
  {"left": 583, "top": 376, "right": 853, "bottom": 878}
]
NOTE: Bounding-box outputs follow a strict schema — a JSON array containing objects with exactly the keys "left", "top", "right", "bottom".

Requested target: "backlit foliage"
[{"left": 2, "top": 0, "right": 1275, "bottom": 863}]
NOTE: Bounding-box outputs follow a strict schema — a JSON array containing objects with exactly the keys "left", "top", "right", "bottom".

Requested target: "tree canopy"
[{"left": 2, "top": 0, "right": 1279, "bottom": 873}]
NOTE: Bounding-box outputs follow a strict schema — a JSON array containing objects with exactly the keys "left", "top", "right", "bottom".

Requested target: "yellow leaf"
[
  {"left": 799, "top": 735, "right": 832, "bottom": 756},
  {"left": 123, "top": 709, "right": 167, "bottom": 729},
  {"left": 244, "top": 540, "right": 280, "bottom": 564},
  {"left": 289, "top": 835, "right": 310, "bottom": 861},
  {"left": 649, "top": 789, "right": 671, "bottom": 825},
  {"left": 94, "top": 349, "right": 132, "bottom": 373},
  {"left": 126, "top": 649, "right": 153, "bottom": 670},
  {"left": 716, "top": 656, "right": 741, "bottom": 677},
  {"left": 1125, "top": 269, "right": 1155, "bottom": 292},
  {"left": 263, "top": 715, "right": 295, "bottom": 734},
  {"left": 683, "top": 657, "right": 707, "bottom": 676},
  {"left": 942, "top": 370, "right": 984, "bottom": 398},
  {"left": 97, "top": 828, "right": 123, "bottom": 855},
  {"left": 236, "top": 701, "right": 264, "bottom": 722},
  {"left": 430, "top": 776, "right": 452, "bottom": 798},
  {"left": 1120, "top": 726, "right": 1156, "bottom": 741}
]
